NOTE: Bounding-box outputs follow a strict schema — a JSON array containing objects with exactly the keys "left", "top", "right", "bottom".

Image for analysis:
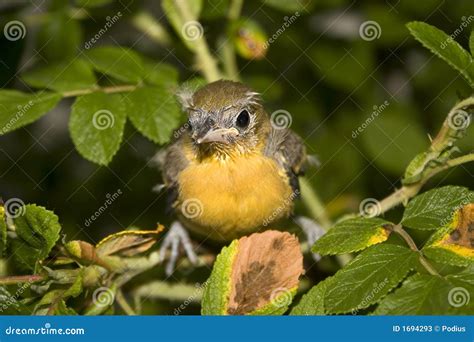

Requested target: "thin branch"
[
  {"left": 300, "top": 177, "right": 332, "bottom": 230},
  {"left": 116, "top": 289, "right": 137, "bottom": 315},
  {"left": 173, "top": 0, "right": 221, "bottom": 81},
  {"left": 392, "top": 224, "right": 440, "bottom": 276},
  {"left": 0, "top": 274, "right": 45, "bottom": 285},
  {"left": 61, "top": 84, "right": 139, "bottom": 98},
  {"left": 221, "top": 0, "right": 243, "bottom": 80}
]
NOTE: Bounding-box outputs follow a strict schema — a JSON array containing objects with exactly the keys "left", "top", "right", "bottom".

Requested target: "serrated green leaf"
[
  {"left": 201, "top": 240, "right": 238, "bottom": 315},
  {"left": 401, "top": 186, "right": 473, "bottom": 230},
  {"left": 22, "top": 60, "right": 97, "bottom": 93},
  {"left": 143, "top": 61, "right": 179, "bottom": 87},
  {"left": 290, "top": 277, "right": 333, "bottom": 315},
  {"left": 202, "top": 231, "right": 303, "bottom": 315},
  {"left": 312, "top": 217, "right": 392, "bottom": 255},
  {"left": 11, "top": 205, "right": 61, "bottom": 271},
  {"left": 261, "top": 0, "right": 314, "bottom": 13},
  {"left": 122, "top": 86, "right": 181, "bottom": 144},
  {"left": 84, "top": 47, "right": 145, "bottom": 83},
  {"left": 324, "top": 244, "right": 419, "bottom": 314},
  {"left": 407, "top": 21, "right": 474, "bottom": 88},
  {"left": 422, "top": 203, "right": 474, "bottom": 267},
  {"left": 0, "top": 90, "right": 62, "bottom": 135},
  {"left": 375, "top": 270, "right": 474, "bottom": 314},
  {"left": 162, "top": 0, "right": 203, "bottom": 50},
  {"left": 69, "top": 92, "right": 127, "bottom": 165},
  {"left": 37, "top": 10, "right": 82, "bottom": 62}
]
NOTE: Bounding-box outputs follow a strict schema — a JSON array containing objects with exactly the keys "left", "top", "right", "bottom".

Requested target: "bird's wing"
[
  {"left": 156, "top": 137, "right": 190, "bottom": 212},
  {"left": 264, "top": 127, "right": 307, "bottom": 193}
]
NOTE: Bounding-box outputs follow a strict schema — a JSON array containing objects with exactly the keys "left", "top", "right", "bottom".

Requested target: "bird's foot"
[
  {"left": 294, "top": 216, "right": 326, "bottom": 262},
  {"left": 159, "top": 221, "right": 198, "bottom": 276}
]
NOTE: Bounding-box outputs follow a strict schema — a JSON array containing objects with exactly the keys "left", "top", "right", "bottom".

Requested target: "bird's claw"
[
  {"left": 294, "top": 216, "right": 326, "bottom": 262},
  {"left": 159, "top": 221, "right": 198, "bottom": 276}
]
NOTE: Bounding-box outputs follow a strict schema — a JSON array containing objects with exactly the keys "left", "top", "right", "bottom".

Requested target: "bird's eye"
[
  {"left": 186, "top": 120, "right": 192, "bottom": 130},
  {"left": 236, "top": 110, "right": 250, "bottom": 128}
]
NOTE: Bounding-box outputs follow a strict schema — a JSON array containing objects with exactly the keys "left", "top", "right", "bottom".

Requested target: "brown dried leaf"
[
  {"left": 227, "top": 230, "right": 303, "bottom": 315},
  {"left": 95, "top": 224, "right": 164, "bottom": 257}
]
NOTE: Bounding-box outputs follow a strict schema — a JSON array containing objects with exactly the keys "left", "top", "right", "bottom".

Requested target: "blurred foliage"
[{"left": 0, "top": 0, "right": 473, "bottom": 315}]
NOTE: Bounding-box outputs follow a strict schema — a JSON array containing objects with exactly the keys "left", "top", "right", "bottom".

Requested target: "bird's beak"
[{"left": 196, "top": 127, "right": 239, "bottom": 144}]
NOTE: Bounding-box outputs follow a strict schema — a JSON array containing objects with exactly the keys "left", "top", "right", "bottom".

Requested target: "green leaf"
[
  {"left": 202, "top": 231, "right": 304, "bottom": 315},
  {"left": 143, "top": 61, "right": 179, "bottom": 87},
  {"left": 11, "top": 205, "right": 61, "bottom": 271},
  {"left": 324, "top": 244, "right": 419, "bottom": 314},
  {"left": 122, "top": 86, "right": 181, "bottom": 144},
  {"left": 69, "top": 92, "right": 127, "bottom": 165},
  {"left": 202, "top": 240, "right": 239, "bottom": 315},
  {"left": 37, "top": 10, "right": 82, "bottom": 61},
  {"left": 0, "top": 90, "right": 62, "bottom": 135},
  {"left": 162, "top": 0, "right": 203, "bottom": 50},
  {"left": 22, "top": 60, "right": 97, "bottom": 92},
  {"left": 290, "top": 277, "right": 332, "bottom": 315},
  {"left": 407, "top": 21, "right": 474, "bottom": 88},
  {"left": 261, "top": 0, "right": 314, "bottom": 13},
  {"left": 375, "top": 269, "right": 474, "bottom": 314},
  {"left": 312, "top": 217, "right": 392, "bottom": 255},
  {"left": 84, "top": 47, "right": 145, "bottom": 83},
  {"left": 422, "top": 203, "right": 474, "bottom": 267},
  {"left": 401, "top": 186, "right": 473, "bottom": 230}
]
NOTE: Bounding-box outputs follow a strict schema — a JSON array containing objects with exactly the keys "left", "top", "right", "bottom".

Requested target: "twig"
[
  {"left": 221, "top": 0, "right": 243, "bottom": 80},
  {"left": 173, "top": 0, "right": 221, "bottom": 81},
  {"left": 116, "top": 289, "right": 137, "bottom": 315},
  {"left": 61, "top": 84, "right": 139, "bottom": 98},
  {"left": 391, "top": 224, "right": 440, "bottom": 276},
  {"left": 132, "top": 12, "right": 171, "bottom": 46},
  {"left": 300, "top": 177, "right": 332, "bottom": 230},
  {"left": 0, "top": 274, "right": 45, "bottom": 285}
]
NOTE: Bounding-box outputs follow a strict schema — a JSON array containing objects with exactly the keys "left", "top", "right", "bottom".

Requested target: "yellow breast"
[{"left": 176, "top": 149, "right": 293, "bottom": 242}]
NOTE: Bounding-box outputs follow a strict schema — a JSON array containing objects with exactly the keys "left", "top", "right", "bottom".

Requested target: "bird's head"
[{"left": 177, "top": 80, "right": 268, "bottom": 157}]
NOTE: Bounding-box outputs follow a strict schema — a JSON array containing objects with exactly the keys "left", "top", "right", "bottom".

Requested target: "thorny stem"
[
  {"left": 173, "top": 0, "right": 221, "bottom": 81},
  {"left": 221, "top": 0, "right": 243, "bottom": 80},
  {"left": 377, "top": 98, "right": 474, "bottom": 216},
  {"left": 392, "top": 224, "right": 440, "bottom": 276}
]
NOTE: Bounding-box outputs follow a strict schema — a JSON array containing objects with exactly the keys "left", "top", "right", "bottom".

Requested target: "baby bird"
[{"left": 158, "top": 80, "right": 323, "bottom": 275}]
